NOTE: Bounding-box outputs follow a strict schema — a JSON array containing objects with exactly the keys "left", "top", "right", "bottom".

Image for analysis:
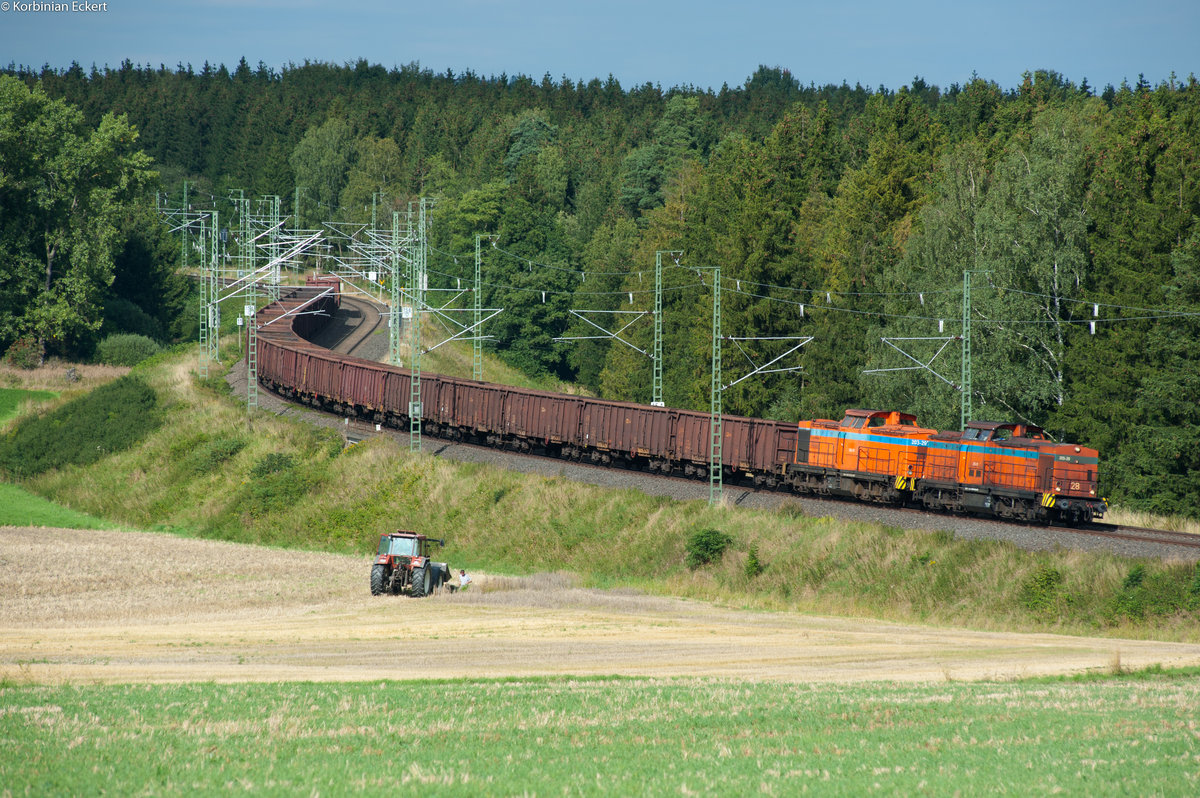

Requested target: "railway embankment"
[{"left": 3, "top": 349, "right": 1200, "bottom": 641}]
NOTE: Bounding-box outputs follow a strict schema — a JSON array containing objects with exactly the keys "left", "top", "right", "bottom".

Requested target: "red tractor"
[{"left": 370, "top": 531, "right": 450, "bottom": 597}]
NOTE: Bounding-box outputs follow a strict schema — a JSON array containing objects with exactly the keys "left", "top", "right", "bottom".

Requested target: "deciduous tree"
[{"left": 0, "top": 76, "right": 155, "bottom": 360}]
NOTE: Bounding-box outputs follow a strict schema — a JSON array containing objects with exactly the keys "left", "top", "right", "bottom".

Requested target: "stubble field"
[{"left": 5, "top": 525, "right": 1200, "bottom": 685}]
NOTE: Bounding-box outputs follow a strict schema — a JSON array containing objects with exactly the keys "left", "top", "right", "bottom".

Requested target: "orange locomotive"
[{"left": 779, "top": 410, "right": 1107, "bottom": 524}]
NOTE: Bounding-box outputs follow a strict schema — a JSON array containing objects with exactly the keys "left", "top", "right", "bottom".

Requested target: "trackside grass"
[{"left": 2, "top": 675, "right": 1199, "bottom": 796}]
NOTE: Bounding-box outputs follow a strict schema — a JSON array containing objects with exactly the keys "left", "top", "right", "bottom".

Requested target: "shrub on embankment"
[
  {"left": 0, "top": 374, "right": 160, "bottom": 479},
  {"left": 8, "top": 349, "right": 1200, "bottom": 640},
  {"left": 95, "top": 333, "right": 161, "bottom": 367}
]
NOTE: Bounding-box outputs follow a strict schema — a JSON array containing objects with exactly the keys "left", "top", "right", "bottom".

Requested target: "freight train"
[{"left": 253, "top": 279, "right": 1108, "bottom": 525}]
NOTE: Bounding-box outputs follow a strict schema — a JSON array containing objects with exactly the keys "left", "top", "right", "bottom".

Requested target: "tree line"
[{"left": 2, "top": 60, "right": 1197, "bottom": 516}]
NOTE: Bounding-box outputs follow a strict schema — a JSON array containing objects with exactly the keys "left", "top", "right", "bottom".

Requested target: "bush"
[
  {"left": 250, "top": 452, "right": 295, "bottom": 479},
  {"left": 172, "top": 292, "right": 201, "bottom": 343},
  {"left": 1104, "top": 563, "right": 1200, "bottom": 623},
  {"left": 685, "top": 528, "right": 733, "bottom": 570},
  {"left": 180, "top": 435, "right": 247, "bottom": 476},
  {"left": 744, "top": 546, "right": 765, "bottom": 579},
  {"left": 96, "top": 334, "right": 161, "bottom": 367},
  {"left": 0, "top": 374, "right": 160, "bottom": 478},
  {"left": 2, "top": 337, "right": 41, "bottom": 369},
  {"left": 226, "top": 452, "right": 323, "bottom": 525},
  {"left": 1020, "top": 566, "right": 1064, "bottom": 614}
]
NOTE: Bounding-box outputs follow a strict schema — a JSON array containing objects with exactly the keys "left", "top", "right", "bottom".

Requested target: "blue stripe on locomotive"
[{"left": 808, "top": 428, "right": 1041, "bottom": 460}]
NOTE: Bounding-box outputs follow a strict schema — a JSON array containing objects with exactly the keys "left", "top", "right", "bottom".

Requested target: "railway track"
[
  {"left": 270, "top": 293, "right": 1200, "bottom": 561},
  {"left": 316, "top": 292, "right": 383, "bottom": 354},
  {"left": 1070, "top": 521, "right": 1200, "bottom": 551}
]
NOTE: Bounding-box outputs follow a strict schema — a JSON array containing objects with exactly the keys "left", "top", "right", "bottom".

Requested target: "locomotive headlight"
[{"left": 1074, "top": 446, "right": 1081, "bottom": 453}]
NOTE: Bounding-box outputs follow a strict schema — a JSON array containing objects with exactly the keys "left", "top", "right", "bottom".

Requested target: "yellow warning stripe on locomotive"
[{"left": 1041, "top": 492, "right": 1056, "bottom": 508}]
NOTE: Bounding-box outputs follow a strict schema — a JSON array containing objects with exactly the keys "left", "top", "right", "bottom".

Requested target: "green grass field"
[
  {"left": 0, "top": 386, "right": 56, "bottom": 425},
  {"left": 2, "top": 673, "right": 1198, "bottom": 795},
  {"left": 0, "top": 482, "right": 115, "bottom": 529}
]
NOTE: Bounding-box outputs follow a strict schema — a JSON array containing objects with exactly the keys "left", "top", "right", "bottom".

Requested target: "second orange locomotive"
[{"left": 772, "top": 409, "right": 1105, "bottom": 524}]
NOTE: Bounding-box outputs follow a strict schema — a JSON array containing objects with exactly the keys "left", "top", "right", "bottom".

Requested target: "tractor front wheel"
[
  {"left": 370, "top": 564, "right": 386, "bottom": 596},
  {"left": 411, "top": 564, "right": 431, "bottom": 598}
]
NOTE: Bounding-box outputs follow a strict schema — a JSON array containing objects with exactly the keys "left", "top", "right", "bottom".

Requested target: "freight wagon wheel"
[
  {"left": 370, "top": 564, "right": 386, "bottom": 596},
  {"left": 411, "top": 564, "right": 431, "bottom": 598}
]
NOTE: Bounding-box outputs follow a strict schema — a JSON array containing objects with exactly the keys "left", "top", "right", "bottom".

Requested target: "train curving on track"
[{"left": 255, "top": 278, "right": 1113, "bottom": 528}]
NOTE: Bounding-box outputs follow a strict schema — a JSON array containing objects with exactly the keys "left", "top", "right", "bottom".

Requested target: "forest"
[{"left": 1, "top": 59, "right": 1197, "bottom": 516}]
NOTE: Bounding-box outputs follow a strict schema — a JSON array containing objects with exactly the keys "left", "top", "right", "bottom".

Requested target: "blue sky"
[{"left": 1, "top": 0, "right": 1196, "bottom": 91}]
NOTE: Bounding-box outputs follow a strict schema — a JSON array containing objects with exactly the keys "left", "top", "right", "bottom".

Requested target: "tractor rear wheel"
[
  {"left": 411, "top": 564, "right": 431, "bottom": 598},
  {"left": 370, "top": 564, "right": 386, "bottom": 596}
]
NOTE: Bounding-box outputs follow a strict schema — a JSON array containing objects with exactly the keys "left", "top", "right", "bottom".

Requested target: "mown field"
[{"left": 3, "top": 675, "right": 1199, "bottom": 795}]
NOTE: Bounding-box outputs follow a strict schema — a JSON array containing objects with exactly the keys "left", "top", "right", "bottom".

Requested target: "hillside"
[
  {"left": 3, "top": 66, "right": 1199, "bottom": 516},
  {"left": 3, "top": 348, "right": 1200, "bottom": 641}
]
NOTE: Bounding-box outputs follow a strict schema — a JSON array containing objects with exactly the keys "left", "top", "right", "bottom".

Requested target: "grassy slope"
[
  {"left": 0, "top": 387, "right": 57, "bottom": 426},
  {"left": 0, "top": 346, "right": 1194, "bottom": 640},
  {"left": 0, "top": 482, "right": 115, "bottom": 530}
]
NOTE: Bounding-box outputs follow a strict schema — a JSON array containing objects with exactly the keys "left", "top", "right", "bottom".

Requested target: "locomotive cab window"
[{"left": 868, "top": 417, "right": 886, "bottom": 428}]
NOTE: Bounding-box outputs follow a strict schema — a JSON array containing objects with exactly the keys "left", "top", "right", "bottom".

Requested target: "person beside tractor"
[{"left": 449, "top": 569, "right": 472, "bottom": 593}]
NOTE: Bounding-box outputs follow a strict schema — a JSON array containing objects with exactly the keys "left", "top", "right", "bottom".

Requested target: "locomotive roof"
[
  {"left": 840, "top": 409, "right": 921, "bottom": 428},
  {"left": 844, "top": 408, "right": 916, "bottom": 418},
  {"left": 959, "top": 420, "right": 1054, "bottom": 445},
  {"left": 965, "top": 420, "right": 1049, "bottom": 437}
]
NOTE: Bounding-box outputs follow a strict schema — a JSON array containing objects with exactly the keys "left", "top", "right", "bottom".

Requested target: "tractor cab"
[{"left": 378, "top": 534, "right": 421, "bottom": 559}]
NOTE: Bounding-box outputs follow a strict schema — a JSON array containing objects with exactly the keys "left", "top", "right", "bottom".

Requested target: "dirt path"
[{"left": 4, "top": 526, "right": 1199, "bottom": 685}]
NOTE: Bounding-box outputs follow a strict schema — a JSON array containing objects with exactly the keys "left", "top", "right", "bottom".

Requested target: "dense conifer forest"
[{"left": 2, "top": 59, "right": 1198, "bottom": 516}]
